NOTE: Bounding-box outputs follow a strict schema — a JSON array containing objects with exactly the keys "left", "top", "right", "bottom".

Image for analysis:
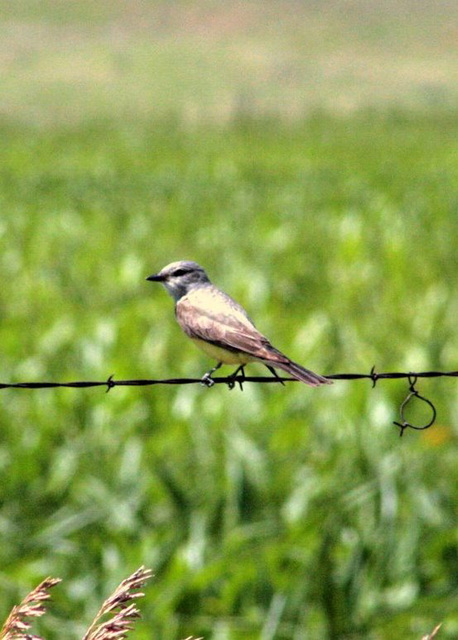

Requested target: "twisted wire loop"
[{"left": 393, "top": 375, "right": 437, "bottom": 437}]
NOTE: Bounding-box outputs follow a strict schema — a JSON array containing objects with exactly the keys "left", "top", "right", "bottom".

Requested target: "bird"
[{"left": 146, "top": 260, "right": 331, "bottom": 388}]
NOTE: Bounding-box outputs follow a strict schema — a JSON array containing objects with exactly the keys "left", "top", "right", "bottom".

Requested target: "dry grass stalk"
[
  {"left": 82, "top": 566, "right": 153, "bottom": 640},
  {"left": 422, "top": 623, "right": 442, "bottom": 639},
  {"left": 0, "top": 577, "right": 61, "bottom": 640}
]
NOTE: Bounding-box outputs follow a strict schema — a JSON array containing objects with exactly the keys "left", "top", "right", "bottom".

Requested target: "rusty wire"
[{"left": 0, "top": 367, "right": 456, "bottom": 435}]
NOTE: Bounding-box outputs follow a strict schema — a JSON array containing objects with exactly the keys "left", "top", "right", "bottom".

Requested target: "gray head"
[{"left": 146, "top": 260, "right": 212, "bottom": 301}]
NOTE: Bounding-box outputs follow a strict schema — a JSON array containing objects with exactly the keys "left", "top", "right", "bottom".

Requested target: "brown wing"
[{"left": 175, "top": 287, "right": 290, "bottom": 363}]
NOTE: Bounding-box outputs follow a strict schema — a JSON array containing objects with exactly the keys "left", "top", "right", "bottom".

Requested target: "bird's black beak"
[{"left": 146, "top": 273, "right": 165, "bottom": 282}]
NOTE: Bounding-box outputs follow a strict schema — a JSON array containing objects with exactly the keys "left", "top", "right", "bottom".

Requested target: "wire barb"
[
  {"left": 370, "top": 365, "right": 379, "bottom": 388},
  {"left": 105, "top": 374, "right": 116, "bottom": 393}
]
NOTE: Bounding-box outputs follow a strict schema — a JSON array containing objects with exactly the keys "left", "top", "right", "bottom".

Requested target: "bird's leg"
[
  {"left": 201, "top": 361, "right": 222, "bottom": 387},
  {"left": 266, "top": 365, "right": 286, "bottom": 386},
  {"left": 228, "top": 365, "right": 246, "bottom": 391}
]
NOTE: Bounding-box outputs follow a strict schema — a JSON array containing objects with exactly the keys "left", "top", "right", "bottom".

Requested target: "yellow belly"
[{"left": 191, "top": 337, "right": 258, "bottom": 365}]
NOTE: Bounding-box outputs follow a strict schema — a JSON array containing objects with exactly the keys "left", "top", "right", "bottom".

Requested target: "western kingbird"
[{"left": 146, "top": 260, "right": 331, "bottom": 387}]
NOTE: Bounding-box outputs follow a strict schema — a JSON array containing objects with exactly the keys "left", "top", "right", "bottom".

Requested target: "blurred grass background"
[{"left": 1, "top": 1, "right": 458, "bottom": 638}]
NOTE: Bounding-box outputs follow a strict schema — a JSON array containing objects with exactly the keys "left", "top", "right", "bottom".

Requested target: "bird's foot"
[
  {"left": 228, "top": 365, "right": 246, "bottom": 391},
  {"left": 200, "top": 362, "right": 222, "bottom": 388},
  {"left": 201, "top": 372, "right": 215, "bottom": 387}
]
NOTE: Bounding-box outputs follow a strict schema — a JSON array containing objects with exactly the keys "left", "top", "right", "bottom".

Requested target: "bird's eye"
[{"left": 173, "top": 269, "right": 188, "bottom": 277}]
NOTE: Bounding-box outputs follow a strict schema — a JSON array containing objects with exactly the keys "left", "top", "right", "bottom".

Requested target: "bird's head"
[{"left": 146, "top": 260, "right": 211, "bottom": 301}]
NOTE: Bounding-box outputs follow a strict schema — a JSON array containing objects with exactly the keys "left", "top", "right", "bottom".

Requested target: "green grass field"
[{"left": 1, "top": 2, "right": 458, "bottom": 639}]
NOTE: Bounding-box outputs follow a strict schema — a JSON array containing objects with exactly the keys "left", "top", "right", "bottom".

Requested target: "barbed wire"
[{"left": 1, "top": 367, "right": 456, "bottom": 435}]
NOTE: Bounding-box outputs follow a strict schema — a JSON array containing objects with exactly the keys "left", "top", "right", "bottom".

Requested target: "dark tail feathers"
[{"left": 269, "top": 360, "right": 332, "bottom": 387}]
